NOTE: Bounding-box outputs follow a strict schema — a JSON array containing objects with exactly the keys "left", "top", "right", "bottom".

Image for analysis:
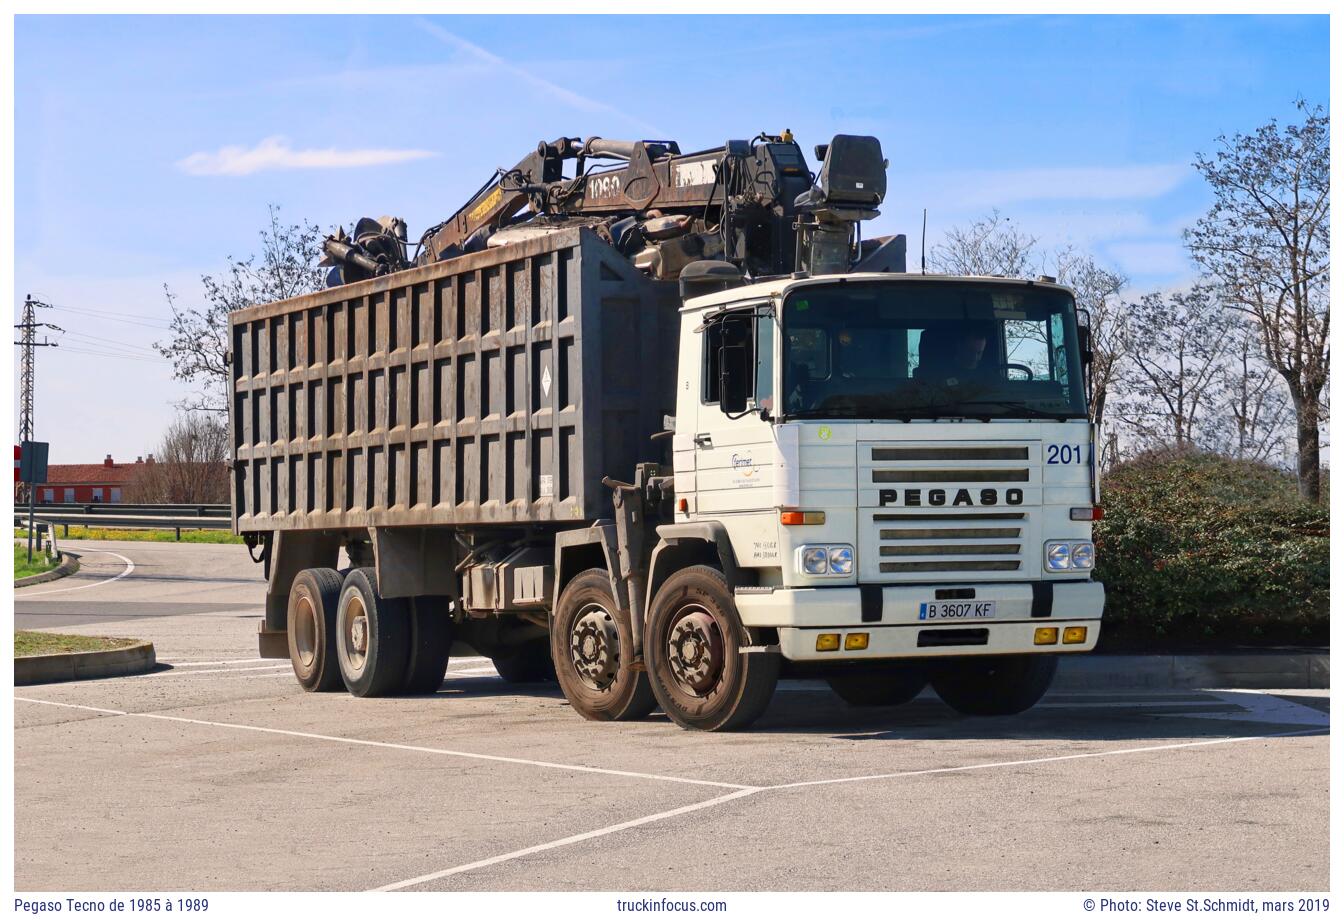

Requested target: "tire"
[
  {"left": 336, "top": 567, "right": 411, "bottom": 698},
  {"left": 491, "top": 639, "right": 557, "bottom": 684},
  {"left": 827, "top": 665, "right": 927, "bottom": 707},
  {"left": 551, "top": 568, "right": 656, "bottom": 721},
  {"left": 286, "top": 568, "right": 344, "bottom": 692},
  {"left": 645, "top": 565, "right": 780, "bottom": 732},
  {"left": 931, "top": 654, "right": 1058, "bottom": 716},
  {"left": 402, "top": 595, "right": 454, "bottom": 694}
]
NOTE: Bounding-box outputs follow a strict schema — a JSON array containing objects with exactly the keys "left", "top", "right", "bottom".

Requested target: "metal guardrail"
[
  {"left": 16, "top": 511, "right": 233, "bottom": 540},
  {"left": 32, "top": 502, "right": 230, "bottom": 518}
]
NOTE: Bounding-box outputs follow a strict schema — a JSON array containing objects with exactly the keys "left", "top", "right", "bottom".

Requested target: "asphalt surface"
[{"left": 12, "top": 541, "right": 1330, "bottom": 892}]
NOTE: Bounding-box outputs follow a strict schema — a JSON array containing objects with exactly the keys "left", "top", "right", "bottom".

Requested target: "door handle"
[{"left": 693, "top": 434, "right": 713, "bottom": 448}]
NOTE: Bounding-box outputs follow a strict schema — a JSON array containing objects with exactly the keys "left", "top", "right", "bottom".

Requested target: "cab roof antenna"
[{"left": 920, "top": 208, "right": 928, "bottom": 275}]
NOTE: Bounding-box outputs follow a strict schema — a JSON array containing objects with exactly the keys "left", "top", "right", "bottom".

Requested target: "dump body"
[{"left": 230, "top": 227, "right": 680, "bottom": 534}]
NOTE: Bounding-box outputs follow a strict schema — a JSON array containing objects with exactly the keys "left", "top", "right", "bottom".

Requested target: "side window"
[
  {"left": 702, "top": 309, "right": 757, "bottom": 407},
  {"left": 755, "top": 315, "right": 774, "bottom": 411}
]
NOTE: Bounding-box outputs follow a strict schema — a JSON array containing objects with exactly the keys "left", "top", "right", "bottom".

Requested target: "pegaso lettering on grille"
[{"left": 878, "top": 488, "right": 1024, "bottom": 507}]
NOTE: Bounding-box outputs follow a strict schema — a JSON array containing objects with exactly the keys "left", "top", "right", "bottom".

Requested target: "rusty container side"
[{"left": 230, "top": 227, "right": 679, "bottom": 533}]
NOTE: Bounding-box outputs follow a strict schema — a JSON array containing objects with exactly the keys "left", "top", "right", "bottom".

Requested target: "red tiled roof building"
[{"left": 36, "top": 454, "right": 149, "bottom": 504}]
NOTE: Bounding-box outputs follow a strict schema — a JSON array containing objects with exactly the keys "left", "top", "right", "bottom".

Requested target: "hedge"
[{"left": 1093, "top": 450, "right": 1328, "bottom": 651}]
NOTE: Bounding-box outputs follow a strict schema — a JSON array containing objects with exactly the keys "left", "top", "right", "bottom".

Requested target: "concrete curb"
[
  {"left": 14, "top": 640, "right": 156, "bottom": 686},
  {"left": 14, "top": 551, "right": 80, "bottom": 588},
  {"left": 1056, "top": 651, "right": 1329, "bottom": 691}
]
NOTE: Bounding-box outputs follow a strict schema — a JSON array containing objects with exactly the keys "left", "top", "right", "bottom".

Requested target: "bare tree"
[
  {"left": 1113, "top": 287, "right": 1232, "bottom": 451},
  {"left": 928, "top": 209, "right": 1038, "bottom": 278},
  {"left": 125, "top": 413, "right": 231, "bottom": 504},
  {"left": 1213, "top": 316, "right": 1293, "bottom": 465},
  {"left": 158, "top": 205, "right": 325, "bottom": 413},
  {"left": 1186, "top": 101, "right": 1329, "bottom": 501},
  {"left": 1053, "top": 247, "right": 1129, "bottom": 426}
]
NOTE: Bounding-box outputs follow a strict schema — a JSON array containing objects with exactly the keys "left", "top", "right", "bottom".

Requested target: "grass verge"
[
  {"left": 15, "top": 525, "right": 242, "bottom": 545},
  {"left": 14, "top": 544, "right": 59, "bottom": 580},
  {"left": 15, "top": 631, "right": 139, "bottom": 657}
]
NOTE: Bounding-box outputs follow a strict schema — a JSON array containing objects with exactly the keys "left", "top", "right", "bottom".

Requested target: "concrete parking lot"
[{"left": 13, "top": 541, "right": 1330, "bottom": 891}]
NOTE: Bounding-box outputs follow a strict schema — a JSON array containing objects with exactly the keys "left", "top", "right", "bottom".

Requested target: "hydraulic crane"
[{"left": 320, "top": 131, "right": 901, "bottom": 287}]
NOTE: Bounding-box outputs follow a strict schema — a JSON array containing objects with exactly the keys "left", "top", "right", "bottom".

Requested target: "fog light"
[
  {"left": 1034, "top": 627, "right": 1059, "bottom": 645},
  {"left": 816, "top": 633, "right": 840, "bottom": 652},
  {"left": 844, "top": 632, "right": 869, "bottom": 651},
  {"left": 1063, "top": 626, "right": 1088, "bottom": 644}
]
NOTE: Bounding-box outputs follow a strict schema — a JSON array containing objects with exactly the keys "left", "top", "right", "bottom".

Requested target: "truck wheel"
[
  {"left": 551, "top": 568, "right": 655, "bottom": 721},
  {"left": 827, "top": 666, "right": 926, "bottom": 707},
  {"left": 402, "top": 595, "right": 453, "bottom": 694},
  {"left": 931, "top": 655, "right": 1057, "bottom": 716},
  {"left": 336, "top": 567, "right": 411, "bottom": 698},
  {"left": 287, "top": 568, "right": 344, "bottom": 692},
  {"left": 645, "top": 565, "right": 780, "bottom": 732},
  {"left": 491, "top": 640, "right": 557, "bottom": 684}
]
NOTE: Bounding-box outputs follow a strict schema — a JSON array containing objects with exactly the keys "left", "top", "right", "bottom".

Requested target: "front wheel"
[
  {"left": 645, "top": 565, "right": 779, "bottom": 732},
  {"left": 551, "top": 569, "right": 656, "bottom": 721},
  {"left": 827, "top": 665, "right": 926, "bottom": 707},
  {"left": 930, "top": 654, "right": 1057, "bottom": 716}
]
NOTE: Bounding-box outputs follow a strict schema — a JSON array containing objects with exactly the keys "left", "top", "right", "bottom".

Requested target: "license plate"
[{"left": 919, "top": 600, "right": 998, "bottom": 621}]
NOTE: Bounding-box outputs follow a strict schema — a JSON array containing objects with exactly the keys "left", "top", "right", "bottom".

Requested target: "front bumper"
[{"left": 734, "top": 580, "right": 1104, "bottom": 662}]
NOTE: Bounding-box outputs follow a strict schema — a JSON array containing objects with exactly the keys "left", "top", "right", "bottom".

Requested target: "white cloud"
[
  {"left": 915, "top": 163, "right": 1191, "bottom": 209},
  {"left": 176, "top": 136, "right": 438, "bottom": 177}
]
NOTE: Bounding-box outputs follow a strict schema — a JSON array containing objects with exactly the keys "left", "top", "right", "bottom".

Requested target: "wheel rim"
[
  {"left": 343, "top": 593, "right": 369, "bottom": 676},
  {"left": 569, "top": 603, "right": 620, "bottom": 691},
  {"left": 293, "top": 593, "right": 318, "bottom": 669},
  {"left": 666, "top": 605, "right": 724, "bottom": 697}
]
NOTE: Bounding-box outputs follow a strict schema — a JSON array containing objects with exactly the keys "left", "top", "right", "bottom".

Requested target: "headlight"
[
  {"left": 1045, "top": 541, "right": 1073, "bottom": 570},
  {"left": 1071, "top": 541, "right": 1095, "bottom": 570},
  {"left": 801, "top": 546, "right": 828, "bottom": 575},
  {"left": 828, "top": 545, "right": 854, "bottom": 575},
  {"left": 798, "top": 544, "right": 854, "bottom": 577}
]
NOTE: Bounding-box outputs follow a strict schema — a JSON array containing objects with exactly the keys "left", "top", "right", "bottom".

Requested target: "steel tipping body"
[{"left": 230, "top": 227, "right": 679, "bottom": 535}]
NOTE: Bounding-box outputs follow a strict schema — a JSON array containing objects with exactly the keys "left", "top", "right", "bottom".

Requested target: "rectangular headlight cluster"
[
  {"left": 798, "top": 544, "right": 854, "bottom": 576},
  {"left": 1044, "top": 541, "right": 1095, "bottom": 571}
]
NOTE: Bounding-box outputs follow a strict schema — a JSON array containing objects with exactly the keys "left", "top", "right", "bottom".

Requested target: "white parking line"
[
  {"left": 16, "top": 550, "right": 135, "bottom": 596},
  {"left": 768, "top": 728, "right": 1329, "bottom": 791},
  {"left": 164, "top": 658, "right": 269, "bottom": 667},
  {"left": 366, "top": 725, "right": 1327, "bottom": 890},
  {"left": 158, "top": 665, "right": 291, "bottom": 676},
  {"left": 12, "top": 697, "right": 754, "bottom": 790},
  {"left": 448, "top": 667, "right": 500, "bottom": 676},
  {"left": 373, "top": 787, "right": 763, "bottom": 891}
]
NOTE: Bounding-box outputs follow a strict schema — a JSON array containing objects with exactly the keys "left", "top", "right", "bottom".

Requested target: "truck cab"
[{"left": 646, "top": 271, "right": 1103, "bottom": 720}]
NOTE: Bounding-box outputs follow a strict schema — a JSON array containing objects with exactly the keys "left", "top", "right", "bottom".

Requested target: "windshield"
[{"left": 781, "top": 280, "right": 1088, "bottom": 420}]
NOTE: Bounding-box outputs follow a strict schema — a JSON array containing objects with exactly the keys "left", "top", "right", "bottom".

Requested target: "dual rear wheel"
[{"left": 287, "top": 567, "right": 453, "bottom": 697}]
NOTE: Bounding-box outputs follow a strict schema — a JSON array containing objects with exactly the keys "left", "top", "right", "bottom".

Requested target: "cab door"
[{"left": 692, "top": 304, "right": 777, "bottom": 519}]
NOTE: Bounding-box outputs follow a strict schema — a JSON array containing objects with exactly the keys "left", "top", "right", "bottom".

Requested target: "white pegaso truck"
[{"left": 231, "top": 133, "right": 1102, "bottom": 732}]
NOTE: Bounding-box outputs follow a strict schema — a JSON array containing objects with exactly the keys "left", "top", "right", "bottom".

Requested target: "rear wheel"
[
  {"left": 645, "top": 565, "right": 779, "bottom": 732},
  {"left": 827, "top": 665, "right": 927, "bottom": 707},
  {"left": 336, "top": 567, "right": 411, "bottom": 698},
  {"left": 551, "top": 569, "right": 655, "bottom": 721},
  {"left": 931, "top": 654, "right": 1057, "bottom": 716},
  {"left": 491, "top": 639, "right": 556, "bottom": 684},
  {"left": 287, "top": 568, "right": 344, "bottom": 692},
  {"left": 402, "top": 595, "right": 453, "bottom": 694}
]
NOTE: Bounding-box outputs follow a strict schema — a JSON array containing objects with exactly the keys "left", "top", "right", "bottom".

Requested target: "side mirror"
[
  {"left": 718, "top": 342, "right": 749, "bottom": 415},
  {"left": 1078, "top": 326, "right": 1094, "bottom": 365}
]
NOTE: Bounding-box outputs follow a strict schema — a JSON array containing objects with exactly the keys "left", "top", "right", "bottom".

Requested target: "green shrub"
[{"left": 1094, "top": 450, "right": 1328, "bottom": 650}]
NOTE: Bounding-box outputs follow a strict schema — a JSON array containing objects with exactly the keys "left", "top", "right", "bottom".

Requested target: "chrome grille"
[{"left": 858, "top": 441, "right": 1037, "bottom": 582}]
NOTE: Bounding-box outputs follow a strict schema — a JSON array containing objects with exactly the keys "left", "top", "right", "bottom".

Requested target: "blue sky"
[{"left": 13, "top": 13, "right": 1329, "bottom": 462}]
